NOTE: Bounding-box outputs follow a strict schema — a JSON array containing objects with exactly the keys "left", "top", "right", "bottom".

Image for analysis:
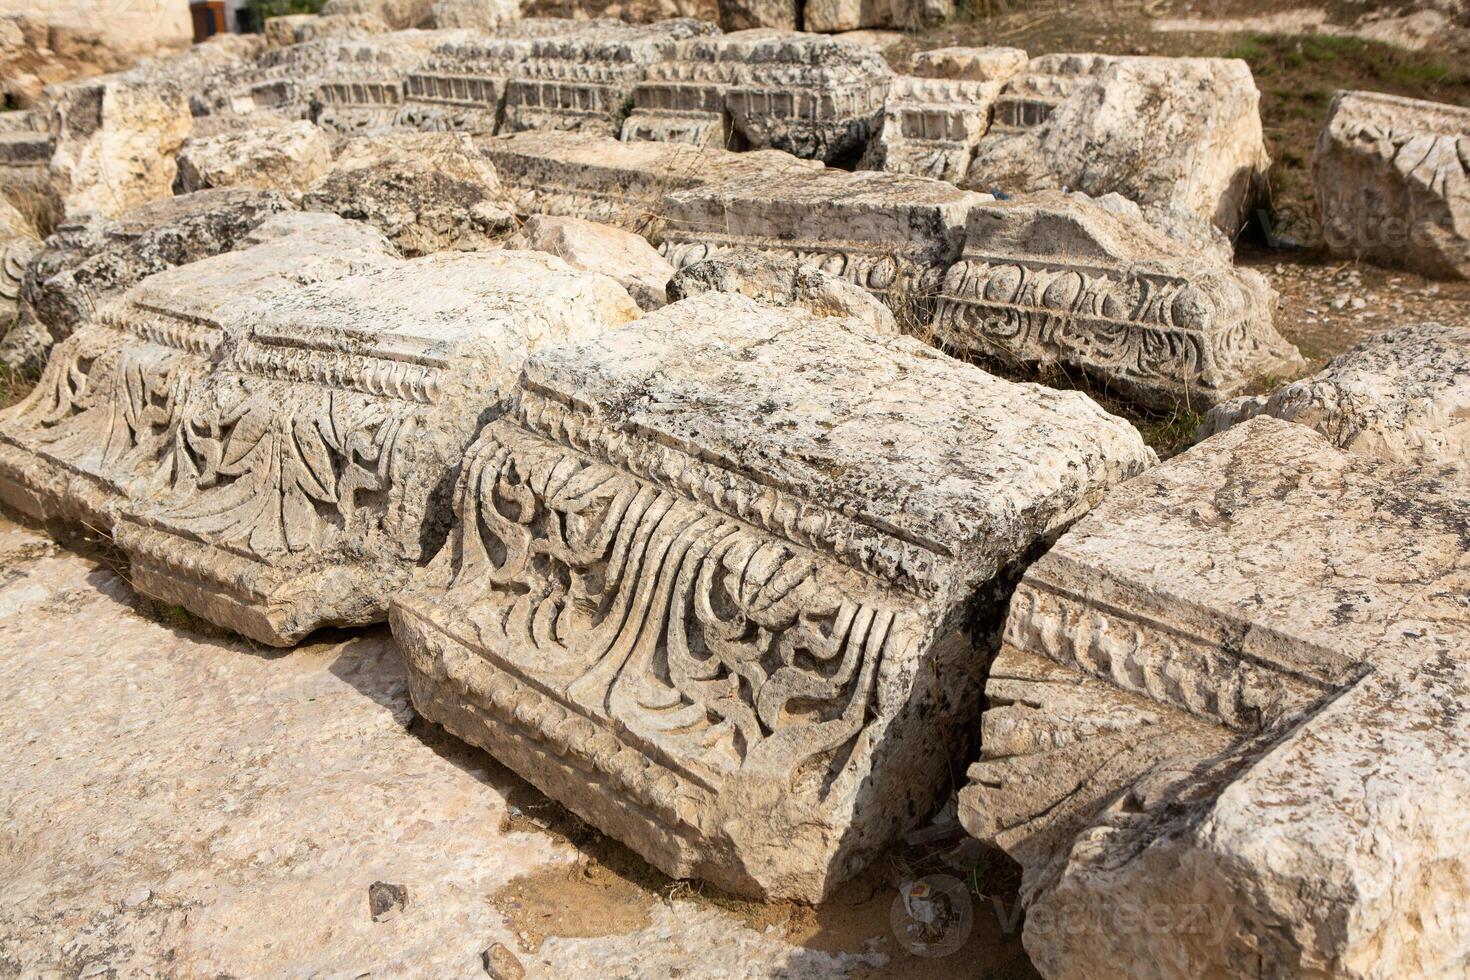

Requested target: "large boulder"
[
  {"left": 302, "top": 132, "right": 516, "bottom": 255},
  {"left": 390, "top": 290, "right": 1154, "bottom": 901},
  {"left": 174, "top": 120, "right": 335, "bottom": 201},
  {"left": 1314, "top": 90, "right": 1470, "bottom": 279},
  {"left": 1200, "top": 321, "right": 1470, "bottom": 466},
  {"left": 966, "top": 54, "right": 1270, "bottom": 236}
]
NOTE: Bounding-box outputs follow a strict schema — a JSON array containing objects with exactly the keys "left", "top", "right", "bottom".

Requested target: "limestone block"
[
  {"left": 21, "top": 189, "right": 295, "bottom": 350},
  {"left": 620, "top": 30, "right": 892, "bottom": 159},
  {"left": 1199, "top": 321, "right": 1470, "bottom": 466},
  {"left": 322, "top": 0, "right": 437, "bottom": 30},
  {"left": 174, "top": 120, "right": 335, "bottom": 201},
  {"left": 44, "top": 74, "right": 193, "bottom": 218},
  {"left": 967, "top": 55, "right": 1270, "bottom": 235},
  {"left": 715, "top": 0, "right": 795, "bottom": 30},
  {"left": 958, "top": 417, "right": 1470, "bottom": 979},
  {"left": 506, "top": 214, "right": 675, "bottom": 309},
  {"left": 909, "top": 46, "right": 1027, "bottom": 83},
  {"left": 389, "top": 291, "right": 1155, "bottom": 901},
  {"left": 931, "top": 191, "right": 1304, "bottom": 410},
  {"left": 857, "top": 75, "right": 1002, "bottom": 182},
  {"left": 0, "top": 126, "right": 55, "bottom": 208},
  {"left": 430, "top": 0, "right": 523, "bottom": 32},
  {"left": 0, "top": 198, "right": 38, "bottom": 349},
  {"left": 303, "top": 131, "right": 516, "bottom": 256},
  {"left": 804, "top": 0, "right": 949, "bottom": 33},
  {"left": 1314, "top": 90, "right": 1470, "bottom": 279},
  {"left": 665, "top": 248, "right": 896, "bottom": 334},
  {"left": 0, "top": 213, "right": 398, "bottom": 532},
  {"left": 480, "top": 130, "right": 819, "bottom": 231},
  {"left": 110, "top": 250, "right": 640, "bottom": 645},
  {"left": 263, "top": 13, "right": 388, "bottom": 48},
  {"left": 658, "top": 168, "right": 984, "bottom": 311}
]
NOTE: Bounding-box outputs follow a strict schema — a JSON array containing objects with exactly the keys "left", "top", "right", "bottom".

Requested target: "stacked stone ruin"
[{"left": 3, "top": 14, "right": 1470, "bottom": 979}]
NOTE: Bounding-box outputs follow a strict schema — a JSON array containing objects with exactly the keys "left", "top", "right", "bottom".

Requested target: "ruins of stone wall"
[
  {"left": 959, "top": 417, "right": 1470, "bottom": 978},
  {"left": 390, "top": 290, "right": 1154, "bottom": 900},
  {"left": 1314, "top": 90, "right": 1470, "bottom": 279}
]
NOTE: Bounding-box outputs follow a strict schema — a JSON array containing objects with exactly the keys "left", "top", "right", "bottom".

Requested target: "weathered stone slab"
[
  {"left": 174, "top": 119, "right": 335, "bottom": 200},
  {"left": 909, "top": 45, "right": 1027, "bottom": 83},
  {"left": 858, "top": 75, "right": 1002, "bottom": 182},
  {"left": 0, "top": 214, "right": 397, "bottom": 532},
  {"left": 506, "top": 214, "right": 675, "bottom": 310},
  {"left": 804, "top": 0, "right": 949, "bottom": 34},
  {"left": 1315, "top": 90, "right": 1470, "bottom": 279},
  {"left": 1200, "top": 321, "right": 1470, "bottom": 466},
  {"left": 932, "top": 191, "right": 1304, "bottom": 410},
  {"left": 20, "top": 188, "right": 295, "bottom": 351},
  {"left": 0, "top": 123, "right": 55, "bottom": 207},
  {"left": 959, "top": 417, "right": 1470, "bottom": 979},
  {"left": 110, "top": 250, "right": 640, "bottom": 645},
  {"left": 659, "top": 168, "right": 983, "bottom": 311},
  {"left": 302, "top": 131, "right": 515, "bottom": 255},
  {"left": 389, "top": 291, "right": 1154, "bottom": 901},
  {"left": 480, "top": 130, "right": 818, "bottom": 231},
  {"left": 967, "top": 54, "right": 1269, "bottom": 235},
  {"left": 619, "top": 30, "right": 893, "bottom": 160}
]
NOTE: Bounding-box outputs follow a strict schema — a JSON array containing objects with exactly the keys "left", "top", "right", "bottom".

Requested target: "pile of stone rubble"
[{"left": 2, "top": 14, "right": 1469, "bottom": 979}]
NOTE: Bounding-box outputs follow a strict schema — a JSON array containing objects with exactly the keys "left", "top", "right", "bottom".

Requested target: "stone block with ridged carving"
[
  {"left": 389, "top": 291, "right": 1154, "bottom": 901},
  {"left": 109, "top": 249, "right": 640, "bottom": 646}
]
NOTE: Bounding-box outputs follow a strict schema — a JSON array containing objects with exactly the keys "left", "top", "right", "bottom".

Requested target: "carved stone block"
[
  {"left": 858, "top": 75, "right": 1002, "bottom": 182},
  {"left": 174, "top": 120, "right": 335, "bottom": 200},
  {"left": 1199, "top": 321, "right": 1470, "bottom": 466},
  {"left": 1314, "top": 90, "right": 1470, "bottom": 279},
  {"left": 909, "top": 46, "right": 1027, "bottom": 83},
  {"left": 620, "top": 33, "right": 748, "bottom": 147},
  {"left": 967, "top": 54, "right": 1270, "bottom": 235},
  {"left": 959, "top": 417, "right": 1470, "bottom": 978},
  {"left": 932, "top": 191, "right": 1304, "bottom": 410},
  {"left": 480, "top": 130, "right": 819, "bottom": 231},
  {"left": 389, "top": 292, "right": 1155, "bottom": 901},
  {"left": 110, "top": 250, "right": 640, "bottom": 645},
  {"left": 803, "top": 0, "right": 950, "bottom": 33},
  {"left": 0, "top": 214, "right": 398, "bottom": 532},
  {"left": 659, "top": 168, "right": 984, "bottom": 310}
]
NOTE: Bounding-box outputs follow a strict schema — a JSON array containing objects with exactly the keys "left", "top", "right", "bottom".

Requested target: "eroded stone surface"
[
  {"left": 858, "top": 75, "right": 1002, "bottom": 182},
  {"left": 0, "top": 213, "right": 398, "bottom": 532},
  {"left": 506, "top": 214, "right": 675, "bottom": 310},
  {"left": 481, "top": 130, "right": 819, "bottom": 231},
  {"left": 966, "top": 54, "right": 1269, "bottom": 234},
  {"left": 390, "top": 291, "right": 1154, "bottom": 901},
  {"left": 1200, "top": 321, "right": 1470, "bottom": 465},
  {"left": 659, "top": 168, "right": 983, "bottom": 311},
  {"left": 303, "top": 131, "right": 516, "bottom": 255},
  {"left": 175, "top": 119, "right": 336, "bottom": 200},
  {"left": 0, "top": 514, "right": 898, "bottom": 978},
  {"left": 1315, "top": 90, "right": 1470, "bottom": 279},
  {"left": 110, "top": 250, "right": 640, "bottom": 645},
  {"left": 804, "top": 0, "right": 949, "bottom": 34},
  {"left": 909, "top": 45, "right": 1027, "bottom": 82},
  {"left": 959, "top": 417, "right": 1470, "bottom": 979},
  {"left": 932, "top": 191, "right": 1304, "bottom": 409}
]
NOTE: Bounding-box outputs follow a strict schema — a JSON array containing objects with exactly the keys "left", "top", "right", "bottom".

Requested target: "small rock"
[
  {"left": 123, "top": 886, "right": 152, "bottom": 908},
  {"left": 368, "top": 881, "right": 408, "bottom": 921},
  {"left": 481, "top": 942, "right": 525, "bottom": 979}
]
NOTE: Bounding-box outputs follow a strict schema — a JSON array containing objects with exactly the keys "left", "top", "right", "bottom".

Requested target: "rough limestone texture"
[
  {"left": 0, "top": 114, "right": 54, "bottom": 206},
  {"left": 506, "top": 214, "right": 675, "bottom": 310},
  {"left": 804, "top": 0, "right": 949, "bottom": 33},
  {"left": 620, "top": 31, "right": 893, "bottom": 162},
  {"left": 389, "top": 291, "right": 1155, "bottom": 901},
  {"left": 262, "top": 12, "right": 389, "bottom": 48},
  {"left": 858, "top": 75, "right": 1003, "bottom": 182},
  {"left": 1314, "top": 90, "right": 1470, "bottom": 279},
  {"left": 323, "top": 0, "right": 436, "bottom": 30},
  {"left": 174, "top": 119, "right": 336, "bottom": 201},
  {"left": 429, "top": 0, "right": 522, "bottom": 32},
  {"left": 0, "top": 198, "right": 38, "bottom": 364},
  {"left": 665, "top": 248, "right": 897, "bottom": 335},
  {"left": 967, "top": 54, "right": 1270, "bottom": 235},
  {"left": 716, "top": 0, "right": 796, "bottom": 30},
  {"left": 302, "top": 131, "right": 516, "bottom": 255},
  {"left": 19, "top": 188, "right": 295, "bottom": 351},
  {"left": 110, "top": 250, "right": 640, "bottom": 646},
  {"left": 659, "top": 168, "right": 984, "bottom": 311},
  {"left": 959, "top": 417, "right": 1470, "bottom": 980},
  {"left": 0, "top": 513, "right": 903, "bottom": 978},
  {"left": 481, "top": 130, "right": 819, "bottom": 232},
  {"left": 44, "top": 74, "right": 194, "bottom": 218},
  {"left": 932, "top": 191, "right": 1305, "bottom": 410},
  {"left": 910, "top": 45, "right": 1028, "bottom": 82},
  {"left": 1200, "top": 321, "right": 1470, "bottom": 466},
  {"left": 0, "top": 213, "right": 398, "bottom": 533}
]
